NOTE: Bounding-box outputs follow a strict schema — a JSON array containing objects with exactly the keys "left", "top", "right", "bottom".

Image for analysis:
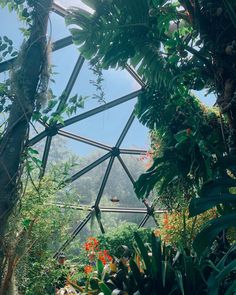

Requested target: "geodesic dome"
[{"left": 0, "top": 1, "right": 163, "bottom": 256}]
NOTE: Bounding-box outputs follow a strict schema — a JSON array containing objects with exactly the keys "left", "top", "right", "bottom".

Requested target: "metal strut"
[{"left": 53, "top": 211, "right": 93, "bottom": 258}]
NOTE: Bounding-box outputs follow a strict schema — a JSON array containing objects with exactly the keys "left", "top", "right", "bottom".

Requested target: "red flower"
[
  {"left": 84, "top": 237, "right": 99, "bottom": 251},
  {"left": 98, "top": 250, "right": 113, "bottom": 265},
  {"left": 84, "top": 265, "right": 93, "bottom": 274}
]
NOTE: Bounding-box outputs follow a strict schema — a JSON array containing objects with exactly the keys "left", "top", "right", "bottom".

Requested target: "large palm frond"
[{"left": 66, "top": 0, "right": 177, "bottom": 90}]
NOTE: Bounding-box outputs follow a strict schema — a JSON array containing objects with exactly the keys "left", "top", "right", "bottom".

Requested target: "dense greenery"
[
  {"left": 97, "top": 223, "right": 152, "bottom": 257},
  {"left": 0, "top": 0, "right": 236, "bottom": 293},
  {"left": 62, "top": 231, "right": 236, "bottom": 295}
]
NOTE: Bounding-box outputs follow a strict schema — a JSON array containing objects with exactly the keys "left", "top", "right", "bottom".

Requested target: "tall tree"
[{"left": 0, "top": 0, "right": 53, "bottom": 292}]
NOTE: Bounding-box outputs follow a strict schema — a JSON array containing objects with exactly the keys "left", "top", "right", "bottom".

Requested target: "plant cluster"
[
  {"left": 155, "top": 208, "right": 217, "bottom": 249},
  {"left": 56, "top": 232, "right": 236, "bottom": 295}
]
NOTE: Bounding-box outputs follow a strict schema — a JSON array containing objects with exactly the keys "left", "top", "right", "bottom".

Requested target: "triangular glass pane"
[
  {"left": 118, "top": 154, "right": 147, "bottom": 181},
  {"left": 142, "top": 216, "right": 157, "bottom": 228},
  {"left": 120, "top": 117, "right": 149, "bottom": 150},
  {"left": 67, "top": 60, "right": 141, "bottom": 112},
  {"left": 0, "top": 8, "right": 24, "bottom": 51},
  {"left": 65, "top": 211, "right": 107, "bottom": 252},
  {"left": 51, "top": 11, "right": 71, "bottom": 41},
  {"left": 32, "top": 136, "right": 47, "bottom": 160},
  {"left": 100, "top": 157, "right": 145, "bottom": 208},
  {"left": 61, "top": 155, "right": 110, "bottom": 206},
  {"left": 29, "top": 122, "right": 44, "bottom": 140},
  {"left": 46, "top": 137, "right": 109, "bottom": 177},
  {"left": 50, "top": 45, "right": 79, "bottom": 97},
  {"left": 61, "top": 99, "right": 136, "bottom": 146}
]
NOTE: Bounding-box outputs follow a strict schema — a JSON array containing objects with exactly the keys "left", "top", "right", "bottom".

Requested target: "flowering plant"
[
  {"left": 155, "top": 208, "right": 217, "bottom": 248},
  {"left": 84, "top": 237, "right": 99, "bottom": 252},
  {"left": 83, "top": 237, "right": 112, "bottom": 276}
]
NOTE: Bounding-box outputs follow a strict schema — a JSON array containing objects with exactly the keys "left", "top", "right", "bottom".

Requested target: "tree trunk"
[{"left": 0, "top": 0, "right": 53, "bottom": 292}]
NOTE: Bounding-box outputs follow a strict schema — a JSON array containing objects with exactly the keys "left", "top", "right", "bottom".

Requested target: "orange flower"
[
  {"left": 155, "top": 229, "right": 161, "bottom": 236},
  {"left": 84, "top": 265, "right": 93, "bottom": 274},
  {"left": 163, "top": 213, "right": 169, "bottom": 227}
]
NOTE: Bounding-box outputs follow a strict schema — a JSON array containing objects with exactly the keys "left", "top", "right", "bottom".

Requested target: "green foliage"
[
  {"left": 66, "top": 231, "right": 236, "bottom": 294},
  {"left": 97, "top": 223, "right": 152, "bottom": 257},
  {"left": 0, "top": 35, "right": 18, "bottom": 62},
  {"left": 113, "top": 232, "right": 207, "bottom": 294},
  {"left": 66, "top": 0, "right": 211, "bottom": 94},
  {"left": 7, "top": 172, "right": 81, "bottom": 294},
  {"left": 134, "top": 99, "right": 224, "bottom": 209},
  {"left": 12, "top": 178, "right": 63, "bottom": 293},
  {"left": 89, "top": 60, "right": 106, "bottom": 104},
  {"left": 0, "top": 0, "right": 37, "bottom": 24},
  {"left": 188, "top": 155, "right": 236, "bottom": 254},
  {"left": 130, "top": 232, "right": 236, "bottom": 294},
  {"left": 207, "top": 244, "right": 236, "bottom": 295}
]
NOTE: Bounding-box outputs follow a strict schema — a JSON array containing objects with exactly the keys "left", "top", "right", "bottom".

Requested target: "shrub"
[{"left": 97, "top": 222, "right": 153, "bottom": 257}]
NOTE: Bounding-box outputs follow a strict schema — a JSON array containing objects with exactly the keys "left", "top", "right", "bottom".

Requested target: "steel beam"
[
  {"left": 100, "top": 207, "right": 147, "bottom": 213},
  {"left": 56, "top": 55, "right": 85, "bottom": 114},
  {"left": 94, "top": 156, "right": 115, "bottom": 208},
  {"left": 138, "top": 214, "right": 150, "bottom": 228},
  {"left": 119, "top": 148, "right": 147, "bottom": 155},
  {"left": 125, "top": 64, "right": 146, "bottom": 88},
  {"left": 27, "top": 129, "right": 49, "bottom": 147},
  {"left": 0, "top": 58, "right": 15, "bottom": 73},
  {"left": 58, "top": 129, "right": 112, "bottom": 152},
  {"left": 52, "top": 35, "right": 73, "bottom": 51},
  {"left": 68, "top": 152, "right": 112, "bottom": 183},
  {"left": 115, "top": 111, "right": 135, "bottom": 148},
  {"left": 95, "top": 208, "right": 105, "bottom": 234},
  {"left": 52, "top": 2, "right": 67, "bottom": 17},
  {"left": 0, "top": 36, "right": 73, "bottom": 73},
  {"left": 117, "top": 155, "right": 135, "bottom": 185},
  {"left": 51, "top": 203, "right": 166, "bottom": 214},
  {"left": 53, "top": 211, "right": 92, "bottom": 258},
  {"left": 39, "top": 135, "right": 52, "bottom": 178},
  {"left": 28, "top": 90, "right": 144, "bottom": 147},
  {"left": 56, "top": 89, "right": 144, "bottom": 129}
]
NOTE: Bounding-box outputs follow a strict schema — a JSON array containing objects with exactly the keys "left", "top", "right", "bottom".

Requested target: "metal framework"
[{"left": 0, "top": 2, "right": 164, "bottom": 256}]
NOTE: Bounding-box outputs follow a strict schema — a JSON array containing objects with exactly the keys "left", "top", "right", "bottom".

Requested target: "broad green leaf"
[
  {"left": 225, "top": 280, "right": 236, "bottom": 295},
  {"left": 97, "top": 259, "right": 104, "bottom": 279},
  {"left": 99, "top": 282, "right": 112, "bottom": 295},
  {"left": 129, "top": 259, "right": 143, "bottom": 292},
  {"left": 189, "top": 194, "right": 236, "bottom": 217},
  {"left": 134, "top": 232, "right": 151, "bottom": 274},
  {"left": 223, "top": 0, "right": 236, "bottom": 29},
  {"left": 151, "top": 233, "right": 163, "bottom": 291},
  {"left": 208, "top": 259, "right": 236, "bottom": 295},
  {"left": 175, "top": 270, "right": 185, "bottom": 295},
  {"left": 193, "top": 213, "right": 236, "bottom": 256},
  {"left": 174, "top": 130, "right": 189, "bottom": 143},
  {"left": 199, "top": 177, "right": 236, "bottom": 199}
]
